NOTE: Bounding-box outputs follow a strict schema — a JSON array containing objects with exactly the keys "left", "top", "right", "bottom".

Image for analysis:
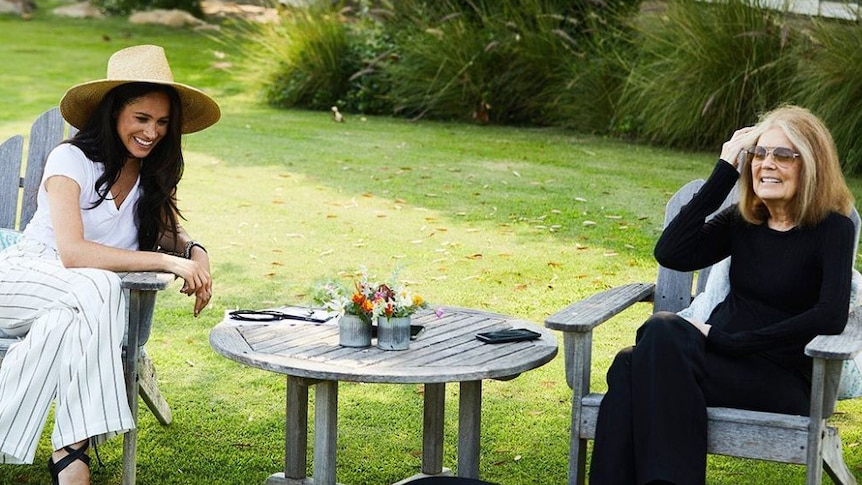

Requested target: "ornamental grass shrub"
[
  {"left": 615, "top": 0, "right": 798, "bottom": 150},
  {"left": 384, "top": 0, "right": 641, "bottom": 124},
  {"left": 239, "top": 1, "right": 395, "bottom": 114},
  {"left": 238, "top": 0, "right": 862, "bottom": 174},
  {"left": 241, "top": 0, "right": 640, "bottom": 124},
  {"left": 795, "top": 18, "right": 862, "bottom": 174}
]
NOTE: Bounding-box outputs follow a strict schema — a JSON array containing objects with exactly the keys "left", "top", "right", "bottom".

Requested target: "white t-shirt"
[{"left": 23, "top": 143, "right": 140, "bottom": 251}]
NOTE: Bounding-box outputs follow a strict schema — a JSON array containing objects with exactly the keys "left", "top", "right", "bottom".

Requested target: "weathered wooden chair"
[
  {"left": 0, "top": 107, "right": 173, "bottom": 485},
  {"left": 545, "top": 179, "right": 862, "bottom": 485}
]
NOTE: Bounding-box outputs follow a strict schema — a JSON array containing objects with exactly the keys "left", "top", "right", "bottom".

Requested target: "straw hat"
[{"left": 59, "top": 44, "right": 220, "bottom": 134}]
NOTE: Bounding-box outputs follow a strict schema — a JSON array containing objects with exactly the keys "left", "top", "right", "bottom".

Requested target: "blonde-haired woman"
[{"left": 589, "top": 105, "right": 856, "bottom": 485}]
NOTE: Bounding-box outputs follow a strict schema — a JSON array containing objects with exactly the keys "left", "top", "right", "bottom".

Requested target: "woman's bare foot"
[{"left": 49, "top": 440, "right": 90, "bottom": 485}]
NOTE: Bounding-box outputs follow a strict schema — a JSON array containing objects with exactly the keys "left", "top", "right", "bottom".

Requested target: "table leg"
[
  {"left": 422, "top": 383, "right": 446, "bottom": 475},
  {"left": 285, "top": 376, "right": 309, "bottom": 480},
  {"left": 313, "top": 380, "right": 339, "bottom": 485},
  {"left": 458, "top": 381, "right": 482, "bottom": 479}
]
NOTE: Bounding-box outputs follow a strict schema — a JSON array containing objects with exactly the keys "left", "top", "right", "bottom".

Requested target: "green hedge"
[{"left": 241, "top": 0, "right": 862, "bottom": 174}]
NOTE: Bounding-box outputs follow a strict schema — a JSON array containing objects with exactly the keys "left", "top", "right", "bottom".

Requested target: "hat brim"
[{"left": 59, "top": 78, "right": 220, "bottom": 134}]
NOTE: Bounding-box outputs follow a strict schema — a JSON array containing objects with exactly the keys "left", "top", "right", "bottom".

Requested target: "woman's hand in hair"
[{"left": 720, "top": 126, "right": 754, "bottom": 169}]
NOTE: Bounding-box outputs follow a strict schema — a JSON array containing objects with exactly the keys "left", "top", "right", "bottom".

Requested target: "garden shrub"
[
  {"left": 795, "top": 19, "right": 862, "bottom": 174},
  {"left": 384, "top": 0, "right": 641, "bottom": 124},
  {"left": 618, "top": 0, "right": 798, "bottom": 150},
  {"left": 92, "top": 0, "right": 203, "bottom": 17},
  {"left": 241, "top": 1, "right": 395, "bottom": 114}
]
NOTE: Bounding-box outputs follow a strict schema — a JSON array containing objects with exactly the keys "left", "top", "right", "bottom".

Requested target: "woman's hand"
[
  {"left": 168, "top": 250, "right": 212, "bottom": 317},
  {"left": 684, "top": 317, "right": 712, "bottom": 337},
  {"left": 720, "top": 126, "right": 755, "bottom": 169}
]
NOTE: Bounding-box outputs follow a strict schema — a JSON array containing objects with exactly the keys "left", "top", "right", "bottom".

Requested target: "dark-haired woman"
[{"left": 0, "top": 45, "right": 219, "bottom": 485}]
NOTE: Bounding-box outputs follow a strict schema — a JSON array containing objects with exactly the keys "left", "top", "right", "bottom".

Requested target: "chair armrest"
[
  {"left": 119, "top": 272, "right": 173, "bottom": 291},
  {"left": 545, "top": 282, "right": 655, "bottom": 333},
  {"left": 119, "top": 272, "right": 172, "bottom": 348},
  {"left": 805, "top": 306, "right": 862, "bottom": 360}
]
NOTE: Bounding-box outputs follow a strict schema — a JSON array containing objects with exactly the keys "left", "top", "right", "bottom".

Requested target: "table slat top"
[{"left": 210, "top": 306, "right": 558, "bottom": 383}]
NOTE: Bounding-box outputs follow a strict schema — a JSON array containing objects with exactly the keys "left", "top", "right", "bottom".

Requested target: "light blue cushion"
[
  {"left": 0, "top": 229, "right": 24, "bottom": 339},
  {"left": 0, "top": 228, "right": 23, "bottom": 250}
]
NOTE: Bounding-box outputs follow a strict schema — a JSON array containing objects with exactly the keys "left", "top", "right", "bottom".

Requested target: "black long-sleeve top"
[{"left": 654, "top": 160, "right": 856, "bottom": 381}]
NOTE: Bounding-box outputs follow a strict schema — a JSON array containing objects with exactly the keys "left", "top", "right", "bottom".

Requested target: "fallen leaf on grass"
[
  {"left": 582, "top": 220, "right": 596, "bottom": 226},
  {"left": 466, "top": 254, "right": 483, "bottom": 260}
]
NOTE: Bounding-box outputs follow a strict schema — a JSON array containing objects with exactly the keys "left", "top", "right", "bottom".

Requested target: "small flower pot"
[
  {"left": 339, "top": 314, "right": 372, "bottom": 348},
  {"left": 376, "top": 316, "right": 411, "bottom": 351}
]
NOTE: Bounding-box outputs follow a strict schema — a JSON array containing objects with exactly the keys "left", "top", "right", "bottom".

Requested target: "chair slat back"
[
  {"left": 20, "top": 108, "right": 69, "bottom": 230},
  {"left": 0, "top": 108, "right": 70, "bottom": 231},
  {"left": 0, "top": 135, "right": 25, "bottom": 229},
  {"left": 653, "top": 179, "right": 737, "bottom": 314}
]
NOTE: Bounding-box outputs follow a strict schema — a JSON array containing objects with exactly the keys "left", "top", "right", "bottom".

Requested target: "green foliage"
[
  {"left": 240, "top": 0, "right": 641, "bottom": 123},
  {"left": 618, "top": 0, "right": 798, "bottom": 150},
  {"left": 256, "top": 4, "right": 354, "bottom": 110},
  {"left": 384, "top": 0, "right": 641, "bottom": 124},
  {"left": 536, "top": 14, "right": 637, "bottom": 134},
  {"left": 240, "top": 1, "right": 395, "bottom": 114},
  {"left": 795, "top": 19, "right": 862, "bottom": 174},
  {"left": 91, "top": 0, "right": 203, "bottom": 17}
]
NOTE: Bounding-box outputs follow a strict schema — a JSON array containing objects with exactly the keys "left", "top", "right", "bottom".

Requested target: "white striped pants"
[{"left": 0, "top": 239, "right": 135, "bottom": 464}]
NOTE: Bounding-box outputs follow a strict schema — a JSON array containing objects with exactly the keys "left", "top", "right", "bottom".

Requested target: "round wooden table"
[{"left": 210, "top": 306, "right": 558, "bottom": 485}]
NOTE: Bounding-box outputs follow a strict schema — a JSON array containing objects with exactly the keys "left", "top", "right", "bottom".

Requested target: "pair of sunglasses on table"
[{"left": 743, "top": 146, "right": 800, "bottom": 167}]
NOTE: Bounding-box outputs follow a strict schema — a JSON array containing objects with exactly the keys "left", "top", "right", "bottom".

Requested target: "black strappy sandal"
[{"left": 47, "top": 440, "right": 91, "bottom": 485}]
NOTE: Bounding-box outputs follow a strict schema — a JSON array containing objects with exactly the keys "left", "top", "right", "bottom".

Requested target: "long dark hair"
[{"left": 68, "top": 82, "right": 185, "bottom": 251}]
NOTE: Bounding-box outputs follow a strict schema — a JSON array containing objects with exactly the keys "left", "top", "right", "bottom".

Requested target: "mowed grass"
[{"left": 1, "top": 9, "right": 862, "bottom": 485}]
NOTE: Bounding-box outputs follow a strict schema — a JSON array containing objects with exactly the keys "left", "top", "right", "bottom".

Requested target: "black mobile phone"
[{"left": 476, "top": 328, "right": 541, "bottom": 344}]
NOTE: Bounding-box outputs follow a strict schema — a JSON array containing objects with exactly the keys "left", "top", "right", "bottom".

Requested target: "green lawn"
[{"left": 1, "top": 9, "right": 862, "bottom": 485}]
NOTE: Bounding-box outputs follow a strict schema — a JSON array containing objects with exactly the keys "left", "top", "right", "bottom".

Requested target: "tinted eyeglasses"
[{"left": 745, "top": 146, "right": 800, "bottom": 167}]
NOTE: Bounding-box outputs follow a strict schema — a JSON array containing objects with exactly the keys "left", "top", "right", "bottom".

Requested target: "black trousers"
[{"left": 589, "top": 312, "right": 810, "bottom": 485}]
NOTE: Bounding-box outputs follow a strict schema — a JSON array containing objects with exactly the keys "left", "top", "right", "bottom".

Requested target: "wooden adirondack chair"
[
  {"left": 545, "top": 178, "right": 862, "bottom": 485},
  {"left": 0, "top": 107, "right": 173, "bottom": 485}
]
